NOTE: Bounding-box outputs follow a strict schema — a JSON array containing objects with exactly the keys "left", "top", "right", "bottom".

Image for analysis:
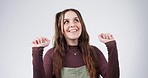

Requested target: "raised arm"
[
  {"left": 32, "top": 37, "right": 50, "bottom": 78},
  {"left": 97, "top": 33, "right": 120, "bottom": 78}
]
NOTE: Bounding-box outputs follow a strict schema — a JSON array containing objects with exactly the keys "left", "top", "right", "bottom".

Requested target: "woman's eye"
[
  {"left": 64, "top": 20, "right": 69, "bottom": 24},
  {"left": 74, "top": 19, "right": 79, "bottom": 22}
]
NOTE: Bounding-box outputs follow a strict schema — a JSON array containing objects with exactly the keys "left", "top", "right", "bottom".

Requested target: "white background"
[{"left": 0, "top": 0, "right": 148, "bottom": 78}]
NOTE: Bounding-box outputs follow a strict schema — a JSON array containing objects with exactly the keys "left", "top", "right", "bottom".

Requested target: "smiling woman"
[{"left": 32, "top": 8, "right": 120, "bottom": 78}]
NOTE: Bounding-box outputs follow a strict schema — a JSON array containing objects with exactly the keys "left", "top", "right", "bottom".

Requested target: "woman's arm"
[
  {"left": 97, "top": 33, "right": 119, "bottom": 78},
  {"left": 32, "top": 47, "right": 46, "bottom": 78},
  {"left": 94, "top": 41, "right": 119, "bottom": 78},
  {"left": 105, "top": 41, "right": 119, "bottom": 78},
  {"left": 32, "top": 37, "right": 50, "bottom": 78}
]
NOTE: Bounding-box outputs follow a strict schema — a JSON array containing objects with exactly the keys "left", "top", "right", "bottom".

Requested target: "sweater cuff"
[
  {"left": 32, "top": 47, "right": 44, "bottom": 53},
  {"left": 32, "top": 47, "right": 44, "bottom": 50},
  {"left": 105, "top": 41, "right": 116, "bottom": 49}
]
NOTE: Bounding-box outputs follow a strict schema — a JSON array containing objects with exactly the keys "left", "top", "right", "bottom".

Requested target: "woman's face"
[{"left": 62, "top": 11, "right": 82, "bottom": 42}]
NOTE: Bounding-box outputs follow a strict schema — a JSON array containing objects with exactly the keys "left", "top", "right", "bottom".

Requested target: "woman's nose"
[{"left": 70, "top": 22, "right": 75, "bottom": 27}]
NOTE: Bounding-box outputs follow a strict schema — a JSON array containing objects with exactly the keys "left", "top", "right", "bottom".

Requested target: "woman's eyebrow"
[{"left": 73, "top": 17, "right": 78, "bottom": 19}]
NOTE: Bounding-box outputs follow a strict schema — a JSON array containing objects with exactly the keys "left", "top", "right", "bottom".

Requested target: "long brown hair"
[{"left": 53, "top": 8, "right": 99, "bottom": 78}]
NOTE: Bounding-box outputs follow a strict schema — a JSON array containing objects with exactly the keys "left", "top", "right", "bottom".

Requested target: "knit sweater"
[{"left": 32, "top": 41, "right": 119, "bottom": 78}]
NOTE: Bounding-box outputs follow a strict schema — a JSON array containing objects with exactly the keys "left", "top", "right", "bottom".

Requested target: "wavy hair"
[{"left": 52, "top": 8, "right": 99, "bottom": 78}]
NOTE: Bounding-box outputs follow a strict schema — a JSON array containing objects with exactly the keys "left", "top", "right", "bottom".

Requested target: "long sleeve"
[
  {"left": 32, "top": 47, "right": 46, "bottom": 78},
  {"left": 94, "top": 41, "right": 119, "bottom": 78},
  {"left": 105, "top": 41, "right": 119, "bottom": 78},
  {"left": 32, "top": 47, "right": 53, "bottom": 78}
]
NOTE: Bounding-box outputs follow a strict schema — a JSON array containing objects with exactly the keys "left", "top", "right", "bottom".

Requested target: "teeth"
[{"left": 69, "top": 29, "right": 77, "bottom": 32}]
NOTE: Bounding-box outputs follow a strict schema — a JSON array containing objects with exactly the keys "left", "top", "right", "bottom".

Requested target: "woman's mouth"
[{"left": 68, "top": 29, "right": 78, "bottom": 33}]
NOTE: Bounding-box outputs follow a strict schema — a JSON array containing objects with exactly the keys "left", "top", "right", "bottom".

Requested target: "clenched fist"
[
  {"left": 98, "top": 33, "right": 115, "bottom": 43},
  {"left": 32, "top": 37, "right": 50, "bottom": 47}
]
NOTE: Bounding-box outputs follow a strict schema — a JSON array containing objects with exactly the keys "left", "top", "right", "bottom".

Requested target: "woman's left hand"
[{"left": 98, "top": 33, "right": 115, "bottom": 43}]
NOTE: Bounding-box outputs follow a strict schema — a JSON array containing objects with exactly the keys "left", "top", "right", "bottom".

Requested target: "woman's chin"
[
  {"left": 69, "top": 38, "right": 78, "bottom": 40},
  {"left": 67, "top": 37, "right": 79, "bottom": 40}
]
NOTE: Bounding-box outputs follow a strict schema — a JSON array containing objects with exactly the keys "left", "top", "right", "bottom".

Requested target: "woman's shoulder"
[
  {"left": 47, "top": 47, "right": 54, "bottom": 52},
  {"left": 90, "top": 45, "right": 102, "bottom": 54},
  {"left": 90, "top": 45, "right": 100, "bottom": 51},
  {"left": 44, "top": 47, "right": 54, "bottom": 57}
]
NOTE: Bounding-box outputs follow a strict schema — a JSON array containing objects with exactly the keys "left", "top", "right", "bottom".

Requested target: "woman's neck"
[{"left": 67, "top": 39, "right": 78, "bottom": 46}]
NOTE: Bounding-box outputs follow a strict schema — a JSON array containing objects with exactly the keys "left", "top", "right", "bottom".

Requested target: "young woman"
[{"left": 32, "top": 8, "right": 119, "bottom": 78}]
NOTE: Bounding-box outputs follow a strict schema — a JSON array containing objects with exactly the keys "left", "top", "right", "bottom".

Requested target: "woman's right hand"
[{"left": 32, "top": 37, "right": 50, "bottom": 47}]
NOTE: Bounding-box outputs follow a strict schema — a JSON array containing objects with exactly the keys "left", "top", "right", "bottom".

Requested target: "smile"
[{"left": 68, "top": 29, "right": 78, "bottom": 33}]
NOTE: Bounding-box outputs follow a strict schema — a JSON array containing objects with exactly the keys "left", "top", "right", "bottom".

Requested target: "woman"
[{"left": 32, "top": 8, "right": 119, "bottom": 78}]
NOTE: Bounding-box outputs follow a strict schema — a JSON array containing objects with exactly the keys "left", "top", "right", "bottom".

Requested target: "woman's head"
[{"left": 54, "top": 8, "right": 89, "bottom": 46}]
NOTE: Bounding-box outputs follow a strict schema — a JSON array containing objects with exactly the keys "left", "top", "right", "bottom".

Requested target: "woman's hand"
[
  {"left": 32, "top": 37, "right": 50, "bottom": 47},
  {"left": 98, "top": 33, "right": 115, "bottom": 43}
]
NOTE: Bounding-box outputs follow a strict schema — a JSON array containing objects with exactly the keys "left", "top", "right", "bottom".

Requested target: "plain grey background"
[{"left": 0, "top": 0, "right": 148, "bottom": 78}]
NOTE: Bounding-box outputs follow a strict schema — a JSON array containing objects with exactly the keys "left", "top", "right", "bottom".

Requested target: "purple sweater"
[{"left": 32, "top": 41, "right": 119, "bottom": 78}]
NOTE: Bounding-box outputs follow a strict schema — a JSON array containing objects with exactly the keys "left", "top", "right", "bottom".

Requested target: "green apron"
[{"left": 61, "top": 65, "right": 90, "bottom": 78}]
